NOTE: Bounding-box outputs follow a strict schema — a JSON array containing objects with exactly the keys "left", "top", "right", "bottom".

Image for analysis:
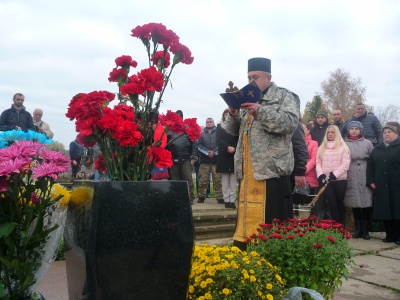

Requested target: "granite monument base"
[{"left": 64, "top": 180, "right": 194, "bottom": 300}]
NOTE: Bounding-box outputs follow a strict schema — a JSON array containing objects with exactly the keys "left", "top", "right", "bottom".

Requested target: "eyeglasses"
[{"left": 15, "top": 98, "right": 24, "bottom": 102}]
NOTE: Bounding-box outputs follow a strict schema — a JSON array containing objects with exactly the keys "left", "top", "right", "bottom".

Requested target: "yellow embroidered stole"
[{"left": 233, "top": 115, "right": 267, "bottom": 242}]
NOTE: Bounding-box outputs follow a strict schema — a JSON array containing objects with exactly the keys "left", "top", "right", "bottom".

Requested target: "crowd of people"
[{"left": 3, "top": 58, "right": 399, "bottom": 248}]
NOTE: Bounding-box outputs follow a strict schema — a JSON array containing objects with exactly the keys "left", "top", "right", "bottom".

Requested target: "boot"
[
  {"left": 361, "top": 221, "right": 370, "bottom": 240},
  {"left": 352, "top": 221, "right": 362, "bottom": 238},
  {"left": 352, "top": 208, "right": 362, "bottom": 238}
]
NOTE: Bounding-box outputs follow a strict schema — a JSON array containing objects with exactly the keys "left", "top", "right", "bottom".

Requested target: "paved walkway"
[{"left": 37, "top": 198, "right": 400, "bottom": 299}]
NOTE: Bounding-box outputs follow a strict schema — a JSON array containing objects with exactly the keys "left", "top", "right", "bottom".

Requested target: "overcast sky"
[{"left": 1, "top": 0, "right": 399, "bottom": 148}]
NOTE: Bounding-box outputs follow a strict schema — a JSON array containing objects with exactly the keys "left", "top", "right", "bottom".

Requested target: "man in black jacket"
[
  {"left": 0, "top": 93, "right": 34, "bottom": 132},
  {"left": 291, "top": 122, "right": 309, "bottom": 208},
  {"left": 310, "top": 110, "right": 330, "bottom": 146},
  {"left": 166, "top": 110, "right": 198, "bottom": 204}
]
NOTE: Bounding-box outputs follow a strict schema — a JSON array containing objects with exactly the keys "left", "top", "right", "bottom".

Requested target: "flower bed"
[
  {"left": 246, "top": 217, "right": 354, "bottom": 299},
  {"left": 188, "top": 244, "right": 287, "bottom": 299}
]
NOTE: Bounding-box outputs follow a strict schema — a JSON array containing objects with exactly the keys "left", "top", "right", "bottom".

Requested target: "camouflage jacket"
[{"left": 225, "top": 82, "right": 300, "bottom": 180}]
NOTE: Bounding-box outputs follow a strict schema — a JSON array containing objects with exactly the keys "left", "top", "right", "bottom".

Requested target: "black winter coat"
[
  {"left": 0, "top": 105, "right": 34, "bottom": 131},
  {"left": 367, "top": 138, "right": 400, "bottom": 219},
  {"left": 166, "top": 131, "right": 198, "bottom": 161},
  {"left": 344, "top": 113, "right": 383, "bottom": 146},
  {"left": 310, "top": 121, "right": 330, "bottom": 146},
  {"left": 216, "top": 123, "right": 238, "bottom": 173},
  {"left": 291, "top": 122, "right": 308, "bottom": 176}
]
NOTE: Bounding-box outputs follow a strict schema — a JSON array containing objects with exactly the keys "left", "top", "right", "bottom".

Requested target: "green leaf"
[{"left": 0, "top": 222, "right": 18, "bottom": 238}]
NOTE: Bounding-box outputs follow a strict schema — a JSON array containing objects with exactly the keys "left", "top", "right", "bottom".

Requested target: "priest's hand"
[{"left": 241, "top": 102, "right": 258, "bottom": 116}]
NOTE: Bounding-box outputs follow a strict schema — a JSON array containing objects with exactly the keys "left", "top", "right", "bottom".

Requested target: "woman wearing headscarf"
[
  {"left": 344, "top": 121, "right": 374, "bottom": 239},
  {"left": 216, "top": 108, "right": 239, "bottom": 208},
  {"left": 367, "top": 122, "right": 400, "bottom": 245},
  {"left": 316, "top": 125, "right": 350, "bottom": 224}
]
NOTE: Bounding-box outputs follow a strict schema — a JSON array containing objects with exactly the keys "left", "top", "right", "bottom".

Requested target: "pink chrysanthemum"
[
  {"left": 40, "top": 148, "right": 71, "bottom": 170},
  {"left": 31, "top": 162, "right": 62, "bottom": 180},
  {"left": 0, "top": 157, "right": 31, "bottom": 177}
]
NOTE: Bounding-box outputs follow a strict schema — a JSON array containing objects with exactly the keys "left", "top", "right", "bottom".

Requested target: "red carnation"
[
  {"left": 108, "top": 67, "right": 127, "bottom": 83},
  {"left": 138, "top": 66, "right": 165, "bottom": 92},
  {"left": 307, "top": 227, "right": 316, "bottom": 232},
  {"left": 152, "top": 51, "right": 171, "bottom": 68},
  {"left": 272, "top": 218, "right": 280, "bottom": 223},
  {"left": 94, "top": 154, "right": 106, "bottom": 173},
  {"left": 120, "top": 82, "right": 145, "bottom": 96},
  {"left": 298, "top": 233, "right": 305, "bottom": 237},
  {"left": 170, "top": 42, "right": 194, "bottom": 65},
  {"left": 77, "top": 133, "right": 96, "bottom": 148},
  {"left": 286, "top": 235, "right": 295, "bottom": 240},
  {"left": 183, "top": 118, "right": 201, "bottom": 141},
  {"left": 115, "top": 55, "right": 138, "bottom": 68},
  {"left": 148, "top": 146, "right": 173, "bottom": 169},
  {"left": 159, "top": 110, "right": 185, "bottom": 134},
  {"left": 112, "top": 120, "right": 142, "bottom": 147}
]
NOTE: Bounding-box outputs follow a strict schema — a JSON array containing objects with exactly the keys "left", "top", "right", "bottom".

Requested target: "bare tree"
[
  {"left": 321, "top": 68, "right": 366, "bottom": 120},
  {"left": 373, "top": 104, "right": 400, "bottom": 126}
]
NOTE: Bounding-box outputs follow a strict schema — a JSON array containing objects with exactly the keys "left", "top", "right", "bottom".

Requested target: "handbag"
[
  {"left": 292, "top": 182, "right": 311, "bottom": 205},
  {"left": 151, "top": 167, "right": 170, "bottom": 180}
]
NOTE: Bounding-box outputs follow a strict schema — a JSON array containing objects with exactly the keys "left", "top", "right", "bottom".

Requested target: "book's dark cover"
[{"left": 220, "top": 81, "right": 262, "bottom": 109}]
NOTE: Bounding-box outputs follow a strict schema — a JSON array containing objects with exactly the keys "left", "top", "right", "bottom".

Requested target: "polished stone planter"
[{"left": 64, "top": 180, "right": 195, "bottom": 300}]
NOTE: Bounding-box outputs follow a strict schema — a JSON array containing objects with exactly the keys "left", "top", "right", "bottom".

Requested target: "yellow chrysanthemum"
[
  {"left": 70, "top": 186, "right": 94, "bottom": 206},
  {"left": 204, "top": 293, "right": 212, "bottom": 299},
  {"left": 51, "top": 183, "right": 71, "bottom": 206},
  {"left": 275, "top": 274, "right": 284, "bottom": 285},
  {"left": 188, "top": 285, "right": 194, "bottom": 293},
  {"left": 267, "top": 294, "right": 274, "bottom": 300},
  {"left": 222, "top": 288, "right": 230, "bottom": 295},
  {"left": 200, "top": 281, "right": 208, "bottom": 288},
  {"left": 266, "top": 283, "right": 273, "bottom": 290},
  {"left": 250, "top": 275, "right": 256, "bottom": 282}
]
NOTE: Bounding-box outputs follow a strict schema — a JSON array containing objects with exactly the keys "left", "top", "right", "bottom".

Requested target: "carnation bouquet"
[
  {"left": 0, "top": 131, "right": 71, "bottom": 299},
  {"left": 66, "top": 23, "right": 201, "bottom": 181},
  {"left": 246, "top": 217, "right": 354, "bottom": 299},
  {"left": 188, "top": 244, "right": 287, "bottom": 300}
]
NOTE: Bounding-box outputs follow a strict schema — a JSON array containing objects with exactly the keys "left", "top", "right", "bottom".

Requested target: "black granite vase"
[{"left": 64, "top": 180, "right": 195, "bottom": 300}]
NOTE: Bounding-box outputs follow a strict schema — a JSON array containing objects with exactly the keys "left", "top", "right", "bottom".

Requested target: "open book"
[{"left": 220, "top": 81, "right": 261, "bottom": 109}]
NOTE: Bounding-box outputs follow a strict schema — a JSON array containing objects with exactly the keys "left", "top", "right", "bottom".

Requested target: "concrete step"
[
  {"left": 196, "top": 237, "right": 234, "bottom": 247},
  {"left": 193, "top": 210, "right": 237, "bottom": 240}
]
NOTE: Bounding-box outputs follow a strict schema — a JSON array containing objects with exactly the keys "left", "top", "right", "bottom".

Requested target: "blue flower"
[{"left": 0, "top": 130, "right": 52, "bottom": 148}]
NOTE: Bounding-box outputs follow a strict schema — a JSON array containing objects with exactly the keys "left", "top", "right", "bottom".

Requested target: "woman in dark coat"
[
  {"left": 216, "top": 109, "right": 239, "bottom": 208},
  {"left": 367, "top": 122, "right": 400, "bottom": 245}
]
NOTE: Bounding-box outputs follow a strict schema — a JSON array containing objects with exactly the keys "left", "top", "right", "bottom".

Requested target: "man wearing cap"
[
  {"left": 343, "top": 103, "right": 383, "bottom": 147},
  {"left": 310, "top": 110, "right": 330, "bottom": 146},
  {"left": 226, "top": 57, "right": 300, "bottom": 249},
  {"left": 309, "top": 110, "right": 331, "bottom": 219},
  {"left": 166, "top": 110, "right": 198, "bottom": 204}
]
